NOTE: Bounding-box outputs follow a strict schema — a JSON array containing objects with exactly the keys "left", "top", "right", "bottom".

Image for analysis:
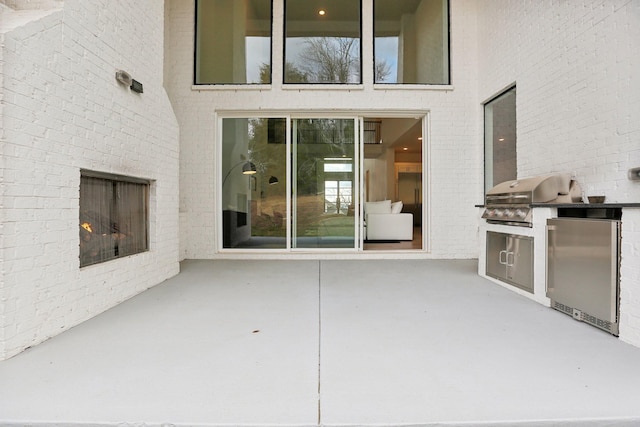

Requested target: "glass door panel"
[
  {"left": 221, "top": 117, "right": 287, "bottom": 249},
  {"left": 292, "top": 118, "right": 356, "bottom": 249}
]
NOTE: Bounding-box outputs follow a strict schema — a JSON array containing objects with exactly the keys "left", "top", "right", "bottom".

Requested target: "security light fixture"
[{"left": 115, "top": 70, "right": 132, "bottom": 86}]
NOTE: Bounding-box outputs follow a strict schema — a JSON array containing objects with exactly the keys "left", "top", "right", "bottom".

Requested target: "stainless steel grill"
[{"left": 482, "top": 174, "right": 582, "bottom": 227}]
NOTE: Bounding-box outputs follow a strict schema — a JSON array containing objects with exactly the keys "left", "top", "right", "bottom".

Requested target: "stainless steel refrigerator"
[{"left": 547, "top": 218, "right": 621, "bottom": 335}]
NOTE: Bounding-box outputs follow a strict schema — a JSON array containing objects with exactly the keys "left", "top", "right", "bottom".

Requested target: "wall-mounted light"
[
  {"left": 269, "top": 175, "right": 279, "bottom": 185},
  {"left": 116, "top": 70, "right": 143, "bottom": 94},
  {"left": 115, "top": 70, "right": 132, "bottom": 86},
  {"left": 318, "top": 9, "right": 326, "bottom": 16}
]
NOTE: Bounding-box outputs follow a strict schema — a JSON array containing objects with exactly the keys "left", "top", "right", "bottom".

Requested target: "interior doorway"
[{"left": 362, "top": 117, "right": 424, "bottom": 251}]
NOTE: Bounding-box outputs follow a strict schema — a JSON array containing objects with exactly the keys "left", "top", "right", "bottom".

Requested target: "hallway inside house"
[{"left": 1, "top": 259, "right": 640, "bottom": 426}]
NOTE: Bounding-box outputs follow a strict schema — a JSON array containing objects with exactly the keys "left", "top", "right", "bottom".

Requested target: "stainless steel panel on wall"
[{"left": 547, "top": 218, "right": 620, "bottom": 324}]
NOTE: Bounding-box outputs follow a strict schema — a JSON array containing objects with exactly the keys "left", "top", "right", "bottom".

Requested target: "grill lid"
[{"left": 486, "top": 173, "right": 573, "bottom": 205}]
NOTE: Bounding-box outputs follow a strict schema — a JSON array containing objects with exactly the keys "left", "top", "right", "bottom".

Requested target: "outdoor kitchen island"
[{"left": 478, "top": 202, "right": 640, "bottom": 341}]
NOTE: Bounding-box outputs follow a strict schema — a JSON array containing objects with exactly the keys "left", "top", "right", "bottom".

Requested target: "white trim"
[
  {"left": 286, "top": 116, "right": 292, "bottom": 250},
  {"left": 214, "top": 112, "right": 223, "bottom": 253},
  {"left": 423, "top": 113, "right": 431, "bottom": 253},
  {"left": 191, "top": 84, "right": 454, "bottom": 92},
  {"left": 359, "top": 117, "right": 365, "bottom": 251},
  {"left": 373, "top": 84, "right": 454, "bottom": 91},
  {"left": 216, "top": 109, "right": 430, "bottom": 118},
  {"left": 192, "top": 85, "right": 272, "bottom": 91},
  {"left": 282, "top": 84, "right": 365, "bottom": 91}
]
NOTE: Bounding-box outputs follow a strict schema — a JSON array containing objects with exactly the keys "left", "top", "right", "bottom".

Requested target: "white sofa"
[{"left": 364, "top": 200, "right": 414, "bottom": 241}]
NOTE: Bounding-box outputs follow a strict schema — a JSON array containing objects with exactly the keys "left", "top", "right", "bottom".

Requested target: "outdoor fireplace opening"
[{"left": 79, "top": 171, "right": 150, "bottom": 267}]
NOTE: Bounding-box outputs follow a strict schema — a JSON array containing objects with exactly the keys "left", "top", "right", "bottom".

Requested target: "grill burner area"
[{"left": 482, "top": 174, "right": 582, "bottom": 227}]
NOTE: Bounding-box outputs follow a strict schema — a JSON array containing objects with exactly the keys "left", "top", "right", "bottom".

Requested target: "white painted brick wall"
[
  {"left": 165, "top": 0, "right": 482, "bottom": 260},
  {"left": 0, "top": 0, "right": 180, "bottom": 360},
  {"left": 620, "top": 210, "right": 640, "bottom": 346},
  {"left": 477, "top": 0, "right": 640, "bottom": 347},
  {"left": 1, "top": 0, "right": 61, "bottom": 10}
]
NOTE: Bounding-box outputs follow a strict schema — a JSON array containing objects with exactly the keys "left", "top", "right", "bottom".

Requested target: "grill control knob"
[
  {"left": 515, "top": 209, "right": 527, "bottom": 219},
  {"left": 506, "top": 209, "right": 516, "bottom": 218}
]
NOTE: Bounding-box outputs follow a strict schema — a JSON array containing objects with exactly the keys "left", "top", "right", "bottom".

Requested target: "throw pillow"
[{"left": 390, "top": 201, "right": 403, "bottom": 214}]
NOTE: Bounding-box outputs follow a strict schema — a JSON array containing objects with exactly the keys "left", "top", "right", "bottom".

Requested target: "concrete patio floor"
[{"left": 1, "top": 259, "right": 640, "bottom": 427}]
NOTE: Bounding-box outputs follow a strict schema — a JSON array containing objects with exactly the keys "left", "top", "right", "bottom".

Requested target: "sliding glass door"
[
  {"left": 292, "top": 118, "right": 357, "bottom": 249},
  {"left": 220, "top": 116, "right": 359, "bottom": 251}
]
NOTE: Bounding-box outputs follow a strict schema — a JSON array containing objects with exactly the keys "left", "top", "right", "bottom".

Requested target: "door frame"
[{"left": 215, "top": 110, "right": 430, "bottom": 254}]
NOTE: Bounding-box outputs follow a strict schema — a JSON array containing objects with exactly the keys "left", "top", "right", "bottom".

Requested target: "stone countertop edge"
[
  {"left": 530, "top": 203, "right": 640, "bottom": 208},
  {"left": 475, "top": 203, "right": 640, "bottom": 208}
]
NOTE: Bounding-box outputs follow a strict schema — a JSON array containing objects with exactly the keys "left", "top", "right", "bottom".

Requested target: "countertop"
[
  {"left": 476, "top": 203, "right": 640, "bottom": 208},
  {"left": 530, "top": 203, "right": 640, "bottom": 208}
]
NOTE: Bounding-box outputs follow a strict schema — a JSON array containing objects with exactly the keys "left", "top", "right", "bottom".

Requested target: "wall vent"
[{"left": 551, "top": 300, "right": 618, "bottom": 336}]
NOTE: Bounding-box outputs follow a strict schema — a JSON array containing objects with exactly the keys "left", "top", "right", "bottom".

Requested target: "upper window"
[
  {"left": 195, "top": 0, "right": 272, "bottom": 84},
  {"left": 484, "top": 86, "right": 517, "bottom": 192},
  {"left": 80, "top": 172, "right": 149, "bottom": 267},
  {"left": 284, "top": 0, "right": 362, "bottom": 84},
  {"left": 374, "top": 0, "right": 450, "bottom": 84}
]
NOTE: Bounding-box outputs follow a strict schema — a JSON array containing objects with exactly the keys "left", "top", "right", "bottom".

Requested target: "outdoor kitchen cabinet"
[{"left": 486, "top": 231, "right": 534, "bottom": 293}]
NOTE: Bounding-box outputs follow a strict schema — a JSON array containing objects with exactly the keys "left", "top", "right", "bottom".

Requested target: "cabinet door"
[
  {"left": 486, "top": 232, "right": 507, "bottom": 280},
  {"left": 506, "top": 235, "right": 533, "bottom": 292}
]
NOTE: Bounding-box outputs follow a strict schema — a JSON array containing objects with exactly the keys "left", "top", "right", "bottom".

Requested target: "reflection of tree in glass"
[
  {"left": 295, "top": 119, "right": 354, "bottom": 195},
  {"left": 270, "top": 37, "right": 392, "bottom": 84},
  {"left": 296, "top": 37, "right": 359, "bottom": 83},
  {"left": 374, "top": 59, "right": 392, "bottom": 83},
  {"left": 260, "top": 63, "right": 309, "bottom": 84}
]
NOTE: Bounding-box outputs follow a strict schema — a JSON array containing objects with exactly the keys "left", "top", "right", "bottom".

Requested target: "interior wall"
[
  {"left": 364, "top": 158, "right": 388, "bottom": 203},
  {"left": 416, "top": 0, "right": 446, "bottom": 84}
]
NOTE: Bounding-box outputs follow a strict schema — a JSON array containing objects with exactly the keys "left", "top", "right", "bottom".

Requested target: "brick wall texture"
[{"left": 0, "top": 0, "right": 180, "bottom": 360}]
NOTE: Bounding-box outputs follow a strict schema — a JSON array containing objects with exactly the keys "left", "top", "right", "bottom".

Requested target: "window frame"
[
  {"left": 193, "top": 0, "right": 274, "bottom": 85},
  {"left": 483, "top": 85, "right": 517, "bottom": 193},
  {"left": 373, "top": 0, "right": 451, "bottom": 85},
  {"left": 282, "top": 0, "right": 363, "bottom": 85}
]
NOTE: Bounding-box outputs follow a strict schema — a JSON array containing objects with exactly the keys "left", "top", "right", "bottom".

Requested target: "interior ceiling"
[
  {"left": 369, "top": 117, "right": 422, "bottom": 154},
  {"left": 374, "top": 0, "right": 423, "bottom": 20},
  {"left": 285, "top": 0, "right": 361, "bottom": 21},
  {"left": 392, "top": 120, "right": 422, "bottom": 154}
]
